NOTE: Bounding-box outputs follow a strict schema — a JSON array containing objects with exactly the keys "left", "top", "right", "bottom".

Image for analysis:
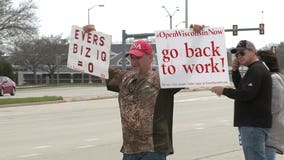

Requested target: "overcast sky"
[{"left": 16, "top": 0, "right": 284, "bottom": 49}]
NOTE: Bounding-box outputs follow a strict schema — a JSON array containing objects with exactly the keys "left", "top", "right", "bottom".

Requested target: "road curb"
[
  {"left": 63, "top": 94, "right": 118, "bottom": 102},
  {"left": 0, "top": 100, "right": 65, "bottom": 108},
  {"left": 0, "top": 94, "right": 118, "bottom": 108}
]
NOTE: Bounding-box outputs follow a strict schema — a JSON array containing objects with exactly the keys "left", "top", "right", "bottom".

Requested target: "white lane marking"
[
  {"left": 193, "top": 123, "right": 205, "bottom": 130},
  {"left": 77, "top": 145, "right": 95, "bottom": 149},
  {"left": 18, "top": 153, "right": 41, "bottom": 158},
  {"left": 175, "top": 96, "right": 216, "bottom": 103},
  {"left": 220, "top": 119, "right": 230, "bottom": 123},
  {"left": 220, "top": 119, "right": 231, "bottom": 126},
  {"left": 33, "top": 145, "right": 52, "bottom": 149},
  {"left": 85, "top": 138, "right": 99, "bottom": 142}
]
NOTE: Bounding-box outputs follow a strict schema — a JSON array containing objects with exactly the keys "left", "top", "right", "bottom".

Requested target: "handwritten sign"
[
  {"left": 155, "top": 27, "right": 230, "bottom": 88},
  {"left": 67, "top": 25, "right": 111, "bottom": 79}
]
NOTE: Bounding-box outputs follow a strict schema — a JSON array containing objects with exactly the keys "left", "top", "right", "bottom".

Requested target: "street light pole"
[
  {"left": 88, "top": 4, "right": 104, "bottom": 24},
  {"left": 87, "top": 4, "right": 104, "bottom": 83},
  {"left": 185, "top": 0, "right": 188, "bottom": 28},
  {"left": 176, "top": 21, "right": 185, "bottom": 28},
  {"left": 162, "top": 6, "right": 179, "bottom": 29}
]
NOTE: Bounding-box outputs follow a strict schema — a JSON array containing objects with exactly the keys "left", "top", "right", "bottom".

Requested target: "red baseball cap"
[{"left": 126, "top": 40, "right": 153, "bottom": 57}]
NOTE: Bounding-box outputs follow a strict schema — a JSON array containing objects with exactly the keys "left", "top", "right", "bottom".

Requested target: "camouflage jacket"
[{"left": 107, "top": 68, "right": 181, "bottom": 155}]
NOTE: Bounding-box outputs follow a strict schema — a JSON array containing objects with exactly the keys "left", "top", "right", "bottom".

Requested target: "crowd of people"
[
  {"left": 83, "top": 24, "right": 284, "bottom": 160},
  {"left": 211, "top": 40, "right": 284, "bottom": 160}
]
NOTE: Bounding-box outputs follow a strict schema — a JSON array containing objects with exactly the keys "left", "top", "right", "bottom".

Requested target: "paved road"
[{"left": 0, "top": 88, "right": 282, "bottom": 160}]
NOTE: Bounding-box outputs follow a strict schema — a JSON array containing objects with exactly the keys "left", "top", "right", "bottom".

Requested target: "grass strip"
[
  {"left": 17, "top": 83, "right": 104, "bottom": 89},
  {"left": 0, "top": 96, "right": 63, "bottom": 105}
]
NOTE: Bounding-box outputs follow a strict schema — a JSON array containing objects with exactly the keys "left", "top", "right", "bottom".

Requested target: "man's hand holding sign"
[
  {"left": 155, "top": 27, "right": 230, "bottom": 88},
  {"left": 67, "top": 25, "right": 111, "bottom": 79},
  {"left": 68, "top": 24, "right": 219, "bottom": 160}
]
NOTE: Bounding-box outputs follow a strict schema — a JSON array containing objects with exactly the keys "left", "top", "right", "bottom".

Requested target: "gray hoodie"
[{"left": 266, "top": 73, "right": 284, "bottom": 154}]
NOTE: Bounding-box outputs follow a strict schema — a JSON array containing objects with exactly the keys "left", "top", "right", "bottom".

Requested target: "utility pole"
[{"left": 185, "top": 0, "right": 188, "bottom": 28}]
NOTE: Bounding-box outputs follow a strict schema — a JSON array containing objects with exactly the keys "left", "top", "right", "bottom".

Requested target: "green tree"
[{"left": 0, "top": 57, "right": 14, "bottom": 79}]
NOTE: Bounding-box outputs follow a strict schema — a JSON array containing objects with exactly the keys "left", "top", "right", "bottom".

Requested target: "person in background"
[
  {"left": 84, "top": 24, "right": 204, "bottom": 160},
  {"left": 257, "top": 50, "right": 284, "bottom": 159},
  {"left": 210, "top": 40, "right": 272, "bottom": 160}
]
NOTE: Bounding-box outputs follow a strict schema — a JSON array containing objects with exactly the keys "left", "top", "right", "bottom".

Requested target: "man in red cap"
[
  {"left": 84, "top": 24, "right": 204, "bottom": 160},
  {"left": 107, "top": 38, "right": 178, "bottom": 160}
]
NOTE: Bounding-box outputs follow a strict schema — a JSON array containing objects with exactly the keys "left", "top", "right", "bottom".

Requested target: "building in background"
[{"left": 15, "top": 43, "right": 157, "bottom": 85}]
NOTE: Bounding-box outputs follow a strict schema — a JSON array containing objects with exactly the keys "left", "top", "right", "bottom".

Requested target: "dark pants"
[{"left": 122, "top": 152, "right": 167, "bottom": 160}]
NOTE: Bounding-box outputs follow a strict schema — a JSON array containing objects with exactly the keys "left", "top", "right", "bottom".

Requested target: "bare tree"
[
  {"left": 12, "top": 38, "right": 45, "bottom": 84},
  {"left": 40, "top": 35, "right": 68, "bottom": 83},
  {"left": 0, "top": 0, "right": 38, "bottom": 45},
  {"left": 12, "top": 36, "right": 68, "bottom": 84}
]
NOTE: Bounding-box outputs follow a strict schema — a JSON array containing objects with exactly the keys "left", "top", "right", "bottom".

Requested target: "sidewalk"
[
  {"left": 63, "top": 92, "right": 118, "bottom": 102},
  {"left": 61, "top": 87, "right": 209, "bottom": 102},
  {"left": 0, "top": 86, "right": 211, "bottom": 108},
  {"left": 62, "top": 86, "right": 118, "bottom": 102}
]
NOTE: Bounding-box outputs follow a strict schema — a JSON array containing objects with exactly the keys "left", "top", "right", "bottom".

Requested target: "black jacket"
[{"left": 223, "top": 61, "right": 272, "bottom": 128}]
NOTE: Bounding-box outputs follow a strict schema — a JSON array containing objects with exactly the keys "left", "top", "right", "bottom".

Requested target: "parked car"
[{"left": 0, "top": 76, "right": 16, "bottom": 96}]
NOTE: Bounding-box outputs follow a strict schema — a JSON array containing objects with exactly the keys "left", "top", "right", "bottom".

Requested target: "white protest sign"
[
  {"left": 155, "top": 27, "right": 230, "bottom": 88},
  {"left": 67, "top": 25, "right": 111, "bottom": 79}
]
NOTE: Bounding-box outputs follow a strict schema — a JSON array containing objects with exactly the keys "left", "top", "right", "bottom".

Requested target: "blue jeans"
[
  {"left": 265, "top": 146, "right": 276, "bottom": 160},
  {"left": 238, "top": 127, "right": 275, "bottom": 160},
  {"left": 122, "top": 152, "right": 167, "bottom": 160}
]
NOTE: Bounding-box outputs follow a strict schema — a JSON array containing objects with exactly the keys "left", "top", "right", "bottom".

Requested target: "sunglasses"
[{"left": 236, "top": 50, "right": 245, "bottom": 57}]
